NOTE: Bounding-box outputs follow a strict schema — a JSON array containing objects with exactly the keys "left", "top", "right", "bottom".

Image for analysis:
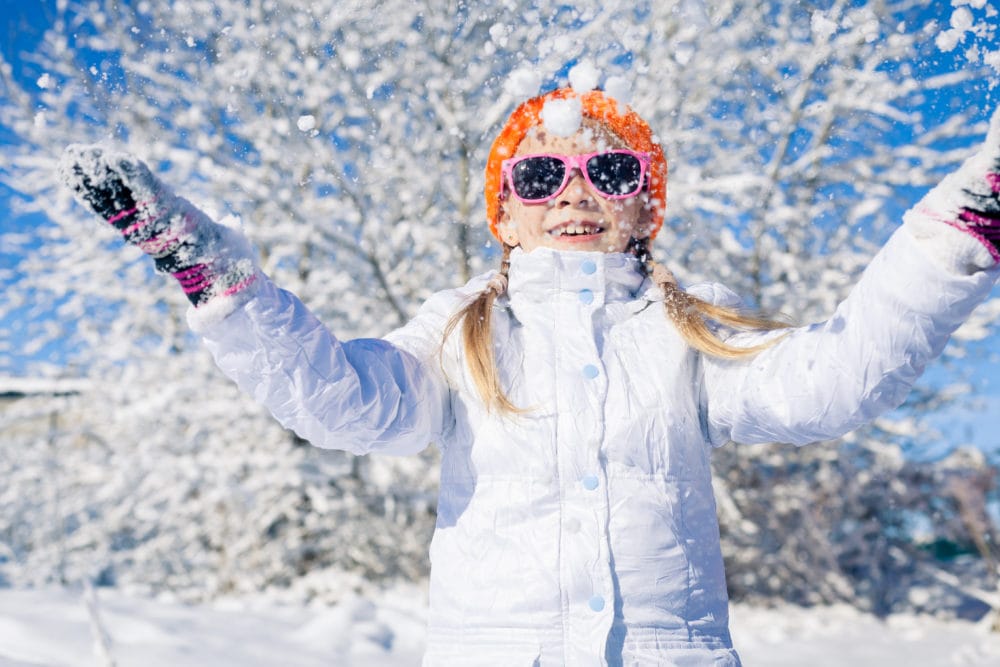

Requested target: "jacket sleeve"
[
  {"left": 187, "top": 273, "right": 455, "bottom": 456},
  {"left": 702, "top": 224, "right": 999, "bottom": 447}
]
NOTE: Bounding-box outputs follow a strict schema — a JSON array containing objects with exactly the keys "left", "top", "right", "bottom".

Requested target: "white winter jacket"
[{"left": 191, "top": 224, "right": 997, "bottom": 666}]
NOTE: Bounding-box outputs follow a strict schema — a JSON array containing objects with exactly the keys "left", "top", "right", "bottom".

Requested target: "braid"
[
  {"left": 486, "top": 245, "right": 512, "bottom": 295},
  {"left": 632, "top": 237, "right": 788, "bottom": 359},
  {"left": 444, "top": 244, "right": 522, "bottom": 413}
]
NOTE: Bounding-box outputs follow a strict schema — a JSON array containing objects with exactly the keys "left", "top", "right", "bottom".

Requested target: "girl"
[{"left": 61, "top": 86, "right": 1000, "bottom": 666}]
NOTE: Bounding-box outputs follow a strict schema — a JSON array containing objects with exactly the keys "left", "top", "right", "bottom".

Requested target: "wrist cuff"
[{"left": 903, "top": 206, "right": 998, "bottom": 274}]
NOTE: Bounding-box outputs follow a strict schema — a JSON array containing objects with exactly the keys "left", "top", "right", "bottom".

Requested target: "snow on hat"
[{"left": 485, "top": 87, "right": 667, "bottom": 241}]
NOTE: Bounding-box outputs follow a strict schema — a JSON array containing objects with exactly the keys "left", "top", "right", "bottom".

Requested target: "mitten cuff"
[
  {"left": 903, "top": 207, "right": 998, "bottom": 274},
  {"left": 185, "top": 267, "right": 264, "bottom": 331}
]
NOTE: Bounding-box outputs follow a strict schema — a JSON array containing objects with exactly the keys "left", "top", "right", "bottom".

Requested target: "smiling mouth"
[{"left": 549, "top": 222, "right": 605, "bottom": 237}]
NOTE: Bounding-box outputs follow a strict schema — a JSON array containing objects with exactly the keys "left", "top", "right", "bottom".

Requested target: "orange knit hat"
[{"left": 485, "top": 87, "right": 667, "bottom": 241}]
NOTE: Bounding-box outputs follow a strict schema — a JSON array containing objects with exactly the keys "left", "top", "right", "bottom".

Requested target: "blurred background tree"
[{"left": 1, "top": 0, "right": 997, "bottom": 616}]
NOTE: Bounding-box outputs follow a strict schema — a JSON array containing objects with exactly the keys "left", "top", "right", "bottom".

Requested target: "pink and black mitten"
[
  {"left": 906, "top": 108, "right": 1000, "bottom": 270},
  {"left": 59, "top": 145, "right": 258, "bottom": 307}
]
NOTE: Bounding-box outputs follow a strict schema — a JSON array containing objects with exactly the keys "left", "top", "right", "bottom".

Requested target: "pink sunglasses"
[{"left": 501, "top": 150, "right": 651, "bottom": 204}]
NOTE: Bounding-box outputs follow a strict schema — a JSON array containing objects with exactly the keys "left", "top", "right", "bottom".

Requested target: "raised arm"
[
  {"left": 189, "top": 274, "right": 452, "bottom": 456},
  {"left": 60, "top": 146, "right": 451, "bottom": 455},
  {"left": 702, "top": 109, "right": 1000, "bottom": 447}
]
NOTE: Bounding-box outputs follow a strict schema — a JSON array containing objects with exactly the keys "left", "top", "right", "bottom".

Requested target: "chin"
[{"left": 548, "top": 234, "right": 626, "bottom": 253}]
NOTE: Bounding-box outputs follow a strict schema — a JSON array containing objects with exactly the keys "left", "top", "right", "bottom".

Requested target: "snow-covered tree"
[{"left": 1, "top": 0, "right": 998, "bottom": 607}]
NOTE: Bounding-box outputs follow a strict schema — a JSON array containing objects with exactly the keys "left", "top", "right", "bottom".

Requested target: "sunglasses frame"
[{"left": 500, "top": 150, "right": 651, "bottom": 204}]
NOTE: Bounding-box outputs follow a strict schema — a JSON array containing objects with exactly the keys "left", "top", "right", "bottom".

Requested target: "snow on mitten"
[
  {"left": 905, "top": 108, "right": 1000, "bottom": 270},
  {"left": 59, "top": 144, "right": 258, "bottom": 308}
]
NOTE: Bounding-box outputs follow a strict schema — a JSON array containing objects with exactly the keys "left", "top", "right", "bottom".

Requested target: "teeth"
[{"left": 552, "top": 223, "right": 604, "bottom": 236}]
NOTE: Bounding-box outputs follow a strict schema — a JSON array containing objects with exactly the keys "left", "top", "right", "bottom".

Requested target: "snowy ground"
[{"left": 1, "top": 585, "right": 999, "bottom": 666}]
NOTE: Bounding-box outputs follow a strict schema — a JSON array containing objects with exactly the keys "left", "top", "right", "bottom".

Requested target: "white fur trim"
[{"left": 185, "top": 269, "right": 263, "bottom": 332}]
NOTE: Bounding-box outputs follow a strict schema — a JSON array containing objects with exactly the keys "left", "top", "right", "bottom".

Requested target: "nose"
[{"left": 555, "top": 169, "right": 596, "bottom": 208}]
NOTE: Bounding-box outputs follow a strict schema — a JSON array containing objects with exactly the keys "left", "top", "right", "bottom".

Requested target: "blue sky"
[
  {"left": 0, "top": 1, "right": 80, "bottom": 375},
  {"left": 1, "top": 0, "right": 999, "bottom": 460}
]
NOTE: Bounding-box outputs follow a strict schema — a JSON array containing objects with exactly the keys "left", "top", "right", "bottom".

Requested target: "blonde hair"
[
  {"left": 442, "top": 243, "right": 523, "bottom": 414},
  {"left": 444, "top": 238, "right": 788, "bottom": 414},
  {"left": 629, "top": 236, "right": 788, "bottom": 358}
]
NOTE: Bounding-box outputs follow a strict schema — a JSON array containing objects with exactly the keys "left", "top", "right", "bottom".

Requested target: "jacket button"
[
  {"left": 582, "top": 474, "right": 599, "bottom": 490},
  {"left": 588, "top": 595, "right": 605, "bottom": 612},
  {"left": 582, "top": 364, "right": 599, "bottom": 379},
  {"left": 581, "top": 260, "right": 597, "bottom": 275},
  {"left": 578, "top": 288, "right": 594, "bottom": 305}
]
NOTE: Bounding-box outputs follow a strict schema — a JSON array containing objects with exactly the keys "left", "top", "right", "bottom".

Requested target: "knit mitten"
[
  {"left": 59, "top": 145, "right": 258, "bottom": 307},
  {"left": 906, "top": 108, "right": 1000, "bottom": 269}
]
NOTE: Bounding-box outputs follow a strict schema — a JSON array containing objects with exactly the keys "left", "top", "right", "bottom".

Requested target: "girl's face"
[{"left": 497, "top": 120, "right": 651, "bottom": 254}]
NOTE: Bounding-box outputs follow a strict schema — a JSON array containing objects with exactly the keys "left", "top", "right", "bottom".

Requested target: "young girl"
[{"left": 61, "top": 86, "right": 1000, "bottom": 666}]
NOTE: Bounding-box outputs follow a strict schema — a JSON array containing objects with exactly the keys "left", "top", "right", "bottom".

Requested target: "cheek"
[
  {"left": 509, "top": 202, "right": 547, "bottom": 228},
  {"left": 607, "top": 200, "right": 642, "bottom": 224}
]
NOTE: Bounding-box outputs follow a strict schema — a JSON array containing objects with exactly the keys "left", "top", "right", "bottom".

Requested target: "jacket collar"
[{"left": 506, "top": 247, "right": 649, "bottom": 305}]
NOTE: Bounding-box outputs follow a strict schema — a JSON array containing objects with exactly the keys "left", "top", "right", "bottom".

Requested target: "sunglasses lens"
[
  {"left": 511, "top": 156, "right": 566, "bottom": 201},
  {"left": 587, "top": 152, "right": 643, "bottom": 196}
]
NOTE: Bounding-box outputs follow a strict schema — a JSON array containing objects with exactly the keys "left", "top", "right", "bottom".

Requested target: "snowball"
[
  {"left": 907, "top": 587, "right": 931, "bottom": 606},
  {"left": 296, "top": 114, "right": 316, "bottom": 132},
  {"left": 604, "top": 76, "right": 632, "bottom": 104},
  {"left": 340, "top": 49, "right": 361, "bottom": 70},
  {"left": 488, "top": 23, "right": 509, "bottom": 46},
  {"left": 540, "top": 96, "right": 582, "bottom": 137},
  {"left": 950, "top": 7, "right": 974, "bottom": 31},
  {"left": 935, "top": 28, "right": 963, "bottom": 52},
  {"left": 810, "top": 10, "right": 838, "bottom": 40},
  {"left": 568, "top": 61, "right": 600, "bottom": 91},
  {"left": 36, "top": 73, "right": 52, "bottom": 89},
  {"left": 984, "top": 49, "right": 1000, "bottom": 74},
  {"left": 861, "top": 18, "right": 880, "bottom": 43},
  {"left": 504, "top": 67, "right": 542, "bottom": 98},
  {"left": 552, "top": 34, "right": 575, "bottom": 56},
  {"left": 674, "top": 45, "right": 694, "bottom": 66}
]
